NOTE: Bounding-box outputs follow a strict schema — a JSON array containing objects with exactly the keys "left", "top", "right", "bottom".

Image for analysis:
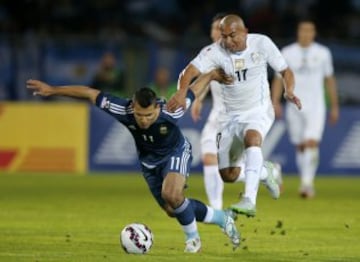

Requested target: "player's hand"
[
  {"left": 284, "top": 92, "right": 302, "bottom": 110},
  {"left": 211, "top": 68, "right": 233, "bottom": 85},
  {"left": 191, "top": 99, "right": 203, "bottom": 122},
  {"left": 329, "top": 107, "right": 339, "bottom": 125},
  {"left": 26, "top": 79, "right": 54, "bottom": 97},
  {"left": 273, "top": 103, "right": 283, "bottom": 119},
  {"left": 167, "top": 91, "right": 187, "bottom": 112}
]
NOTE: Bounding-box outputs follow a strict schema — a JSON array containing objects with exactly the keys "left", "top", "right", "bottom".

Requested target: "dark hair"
[
  {"left": 133, "top": 87, "right": 157, "bottom": 108},
  {"left": 212, "top": 12, "right": 227, "bottom": 22},
  {"left": 297, "top": 18, "right": 316, "bottom": 27}
]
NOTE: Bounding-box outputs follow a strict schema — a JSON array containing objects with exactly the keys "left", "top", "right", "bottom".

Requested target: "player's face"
[
  {"left": 297, "top": 22, "right": 316, "bottom": 47},
  {"left": 220, "top": 23, "right": 248, "bottom": 52},
  {"left": 210, "top": 19, "right": 221, "bottom": 42},
  {"left": 133, "top": 102, "right": 160, "bottom": 129}
]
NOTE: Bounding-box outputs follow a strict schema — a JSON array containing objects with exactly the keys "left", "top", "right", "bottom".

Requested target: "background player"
[
  {"left": 26, "top": 69, "right": 240, "bottom": 253},
  {"left": 168, "top": 14, "right": 301, "bottom": 217},
  {"left": 271, "top": 20, "right": 339, "bottom": 198},
  {"left": 189, "top": 13, "right": 227, "bottom": 210}
]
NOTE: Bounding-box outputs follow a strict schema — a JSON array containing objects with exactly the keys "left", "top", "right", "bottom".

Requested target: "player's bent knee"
[
  {"left": 161, "top": 190, "right": 184, "bottom": 208},
  {"left": 219, "top": 168, "right": 239, "bottom": 182},
  {"left": 202, "top": 153, "right": 218, "bottom": 165},
  {"left": 305, "top": 140, "right": 319, "bottom": 147}
]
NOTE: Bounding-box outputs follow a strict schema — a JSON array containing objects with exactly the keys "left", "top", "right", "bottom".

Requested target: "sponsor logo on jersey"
[
  {"left": 251, "top": 52, "right": 262, "bottom": 64},
  {"left": 100, "top": 97, "right": 110, "bottom": 109},
  {"left": 160, "top": 125, "right": 168, "bottom": 135},
  {"left": 234, "top": 59, "right": 245, "bottom": 69}
]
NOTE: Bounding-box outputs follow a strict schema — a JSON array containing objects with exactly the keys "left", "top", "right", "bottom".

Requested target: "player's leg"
[
  {"left": 217, "top": 124, "right": 245, "bottom": 183},
  {"left": 159, "top": 141, "right": 201, "bottom": 252},
  {"left": 286, "top": 104, "right": 306, "bottom": 188},
  {"left": 202, "top": 153, "right": 224, "bottom": 209},
  {"left": 230, "top": 107, "right": 275, "bottom": 216},
  {"left": 300, "top": 108, "right": 325, "bottom": 198},
  {"left": 201, "top": 121, "right": 223, "bottom": 209},
  {"left": 162, "top": 140, "right": 240, "bottom": 251},
  {"left": 141, "top": 163, "right": 200, "bottom": 253}
]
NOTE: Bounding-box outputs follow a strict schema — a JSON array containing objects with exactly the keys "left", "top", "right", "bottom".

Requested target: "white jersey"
[
  {"left": 207, "top": 80, "right": 224, "bottom": 123},
  {"left": 191, "top": 33, "right": 288, "bottom": 116},
  {"left": 281, "top": 42, "right": 334, "bottom": 112}
]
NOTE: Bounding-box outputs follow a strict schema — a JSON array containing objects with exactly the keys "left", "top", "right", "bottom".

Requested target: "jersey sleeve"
[
  {"left": 263, "top": 35, "right": 288, "bottom": 72},
  {"left": 163, "top": 89, "right": 195, "bottom": 120},
  {"left": 323, "top": 48, "right": 334, "bottom": 77},
  {"left": 190, "top": 44, "right": 218, "bottom": 73},
  {"left": 95, "top": 92, "right": 132, "bottom": 122}
]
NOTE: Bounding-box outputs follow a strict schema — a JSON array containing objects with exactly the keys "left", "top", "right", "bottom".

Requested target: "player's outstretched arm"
[
  {"left": 167, "top": 64, "right": 201, "bottom": 112},
  {"left": 26, "top": 79, "right": 100, "bottom": 104},
  {"left": 189, "top": 68, "right": 232, "bottom": 98},
  {"left": 280, "top": 68, "right": 302, "bottom": 110},
  {"left": 271, "top": 75, "right": 284, "bottom": 118}
]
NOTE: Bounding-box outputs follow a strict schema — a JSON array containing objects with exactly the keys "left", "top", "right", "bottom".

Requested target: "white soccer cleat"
[
  {"left": 262, "top": 161, "right": 282, "bottom": 199},
  {"left": 230, "top": 197, "right": 256, "bottom": 217},
  {"left": 222, "top": 210, "right": 241, "bottom": 250},
  {"left": 184, "top": 237, "right": 201, "bottom": 253}
]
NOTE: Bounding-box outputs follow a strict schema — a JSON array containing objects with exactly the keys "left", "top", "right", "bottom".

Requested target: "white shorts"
[
  {"left": 217, "top": 103, "right": 275, "bottom": 169},
  {"left": 200, "top": 119, "right": 218, "bottom": 155},
  {"left": 286, "top": 103, "right": 326, "bottom": 144}
]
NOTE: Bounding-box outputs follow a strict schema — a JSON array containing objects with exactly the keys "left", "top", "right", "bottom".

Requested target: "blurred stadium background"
[
  {"left": 1, "top": 1, "right": 360, "bottom": 261},
  {"left": 0, "top": 0, "right": 359, "bottom": 174}
]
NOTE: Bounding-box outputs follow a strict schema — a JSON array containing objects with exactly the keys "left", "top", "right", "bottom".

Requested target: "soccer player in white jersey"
[
  {"left": 272, "top": 20, "right": 339, "bottom": 198},
  {"left": 190, "top": 13, "right": 227, "bottom": 210},
  {"left": 168, "top": 14, "right": 302, "bottom": 217}
]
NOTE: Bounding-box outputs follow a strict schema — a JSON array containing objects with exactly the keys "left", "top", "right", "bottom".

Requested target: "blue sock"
[
  {"left": 174, "top": 198, "right": 199, "bottom": 240},
  {"left": 211, "top": 209, "right": 226, "bottom": 228},
  {"left": 189, "top": 198, "right": 208, "bottom": 221},
  {"left": 189, "top": 199, "right": 226, "bottom": 228}
]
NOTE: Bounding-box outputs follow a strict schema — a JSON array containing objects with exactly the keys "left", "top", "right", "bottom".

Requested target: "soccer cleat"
[
  {"left": 229, "top": 197, "right": 256, "bottom": 217},
  {"left": 262, "top": 161, "right": 282, "bottom": 199},
  {"left": 222, "top": 210, "right": 241, "bottom": 250},
  {"left": 299, "top": 185, "right": 315, "bottom": 199},
  {"left": 184, "top": 237, "right": 201, "bottom": 253}
]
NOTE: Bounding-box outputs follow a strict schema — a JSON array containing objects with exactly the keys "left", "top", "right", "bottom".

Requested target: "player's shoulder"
[
  {"left": 247, "top": 33, "right": 274, "bottom": 44},
  {"left": 198, "top": 42, "right": 223, "bottom": 55},
  {"left": 247, "top": 33, "right": 279, "bottom": 51},
  {"left": 311, "top": 42, "right": 331, "bottom": 54},
  {"left": 98, "top": 92, "right": 132, "bottom": 109},
  {"left": 281, "top": 42, "right": 298, "bottom": 54}
]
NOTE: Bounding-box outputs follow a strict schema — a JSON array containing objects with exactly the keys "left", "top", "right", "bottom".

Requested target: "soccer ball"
[{"left": 120, "top": 223, "right": 154, "bottom": 254}]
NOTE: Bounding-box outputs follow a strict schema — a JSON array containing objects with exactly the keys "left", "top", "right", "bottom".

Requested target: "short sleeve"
[
  {"left": 323, "top": 48, "right": 334, "bottom": 77},
  {"left": 263, "top": 35, "right": 288, "bottom": 72},
  {"left": 191, "top": 44, "right": 218, "bottom": 73}
]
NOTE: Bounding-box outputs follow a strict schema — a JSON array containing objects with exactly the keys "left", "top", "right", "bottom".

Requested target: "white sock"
[
  {"left": 259, "top": 162, "right": 270, "bottom": 180},
  {"left": 302, "top": 148, "right": 319, "bottom": 187},
  {"left": 235, "top": 161, "right": 246, "bottom": 182},
  {"left": 243, "top": 147, "right": 263, "bottom": 205},
  {"left": 203, "top": 165, "right": 224, "bottom": 209},
  {"left": 182, "top": 219, "right": 199, "bottom": 240},
  {"left": 296, "top": 150, "right": 305, "bottom": 179}
]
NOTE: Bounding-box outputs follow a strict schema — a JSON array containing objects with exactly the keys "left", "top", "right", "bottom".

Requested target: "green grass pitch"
[{"left": 0, "top": 173, "right": 359, "bottom": 262}]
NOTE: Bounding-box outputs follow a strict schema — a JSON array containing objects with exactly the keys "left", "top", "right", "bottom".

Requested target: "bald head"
[
  {"left": 219, "top": 14, "right": 248, "bottom": 52},
  {"left": 220, "top": 14, "right": 246, "bottom": 29}
]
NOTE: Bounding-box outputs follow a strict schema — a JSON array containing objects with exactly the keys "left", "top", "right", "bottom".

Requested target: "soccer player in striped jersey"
[{"left": 26, "top": 69, "right": 240, "bottom": 253}]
